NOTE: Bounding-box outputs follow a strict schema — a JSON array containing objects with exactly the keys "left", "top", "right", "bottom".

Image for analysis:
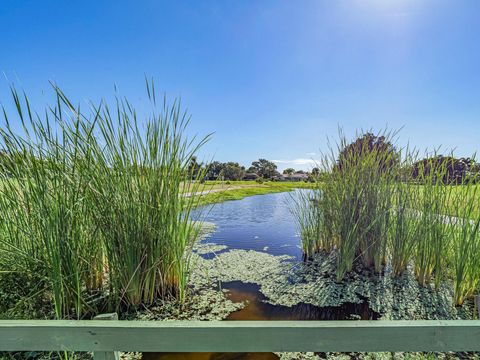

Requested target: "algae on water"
[{"left": 190, "top": 247, "right": 473, "bottom": 320}]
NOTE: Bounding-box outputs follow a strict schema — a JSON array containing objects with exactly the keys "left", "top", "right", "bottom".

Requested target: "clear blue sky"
[{"left": 1, "top": 0, "right": 479, "bottom": 171}]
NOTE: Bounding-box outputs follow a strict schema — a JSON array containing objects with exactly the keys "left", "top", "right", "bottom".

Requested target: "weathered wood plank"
[{"left": 1, "top": 320, "right": 480, "bottom": 353}]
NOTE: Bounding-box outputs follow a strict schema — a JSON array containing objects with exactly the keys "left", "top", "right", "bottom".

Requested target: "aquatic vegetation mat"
[
  {"left": 190, "top": 248, "right": 474, "bottom": 320},
  {"left": 135, "top": 287, "right": 244, "bottom": 321},
  {"left": 193, "top": 242, "right": 229, "bottom": 255},
  {"left": 277, "top": 352, "right": 480, "bottom": 360}
]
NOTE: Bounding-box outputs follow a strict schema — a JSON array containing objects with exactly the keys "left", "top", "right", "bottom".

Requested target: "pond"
[{"left": 145, "top": 190, "right": 379, "bottom": 360}]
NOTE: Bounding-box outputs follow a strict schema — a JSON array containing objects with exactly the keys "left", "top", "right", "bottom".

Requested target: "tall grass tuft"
[
  {"left": 294, "top": 129, "right": 480, "bottom": 305},
  {"left": 295, "top": 131, "right": 398, "bottom": 281},
  {"left": 0, "top": 81, "right": 210, "bottom": 318},
  {"left": 411, "top": 156, "right": 454, "bottom": 288},
  {"left": 450, "top": 174, "right": 480, "bottom": 306},
  {"left": 389, "top": 181, "right": 418, "bottom": 277},
  {"left": 0, "top": 87, "right": 102, "bottom": 319},
  {"left": 290, "top": 187, "right": 332, "bottom": 258},
  {"left": 85, "top": 82, "right": 210, "bottom": 308}
]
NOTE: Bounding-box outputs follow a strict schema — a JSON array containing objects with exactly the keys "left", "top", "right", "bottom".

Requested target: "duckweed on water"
[
  {"left": 192, "top": 222, "right": 229, "bottom": 254},
  {"left": 193, "top": 242, "right": 229, "bottom": 255},
  {"left": 190, "top": 248, "right": 474, "bottom": 320},
  {"left": 277, "top": 352, "right": 480, "bottom": 360},
  {"left": 135, "top": 287, "right": 244, "bottom": 321}
]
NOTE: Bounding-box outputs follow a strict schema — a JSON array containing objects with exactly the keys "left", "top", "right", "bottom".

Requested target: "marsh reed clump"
[
  {"left": 293, "top": 130, "right": 480, "bottom": 306},
  {"left": 450, "top": 177, "right": 480, "bottom": 306},
  {"left": 0, "top": 82, "right": 209, "bottom": 318},
  {"left": 293, "top": 131, "right": 398, "bottom": 282},
  {"left": 291, "top": 189, "right": 329, "bottom": 258},
  {"left": 87, "top": 86, "right": 210, "bottom": 307}
]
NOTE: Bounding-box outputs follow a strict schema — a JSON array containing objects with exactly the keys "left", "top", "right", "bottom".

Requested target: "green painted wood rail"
[{"left": 1, "top": 320, "right": 480, "bottom": 359}]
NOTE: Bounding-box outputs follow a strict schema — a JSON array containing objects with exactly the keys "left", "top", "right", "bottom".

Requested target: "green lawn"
[
  {"left": 196, "top": 181, "right": 314, "bottom": 206},
  {"left": 409, "top": 184, "right": 480, "bottom": 219}
]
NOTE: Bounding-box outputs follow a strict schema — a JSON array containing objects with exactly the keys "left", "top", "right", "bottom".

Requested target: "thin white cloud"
[
  {"left": 306, "top": 152, "right": 316, "bottom": 156},
  {"left": 272, "top": 158, "right": 318, "bottom": 166}
]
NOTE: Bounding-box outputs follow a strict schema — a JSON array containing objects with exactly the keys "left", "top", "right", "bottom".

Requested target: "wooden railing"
[{"left": 1, "top": 320, "right": 480, "bottom": 359}]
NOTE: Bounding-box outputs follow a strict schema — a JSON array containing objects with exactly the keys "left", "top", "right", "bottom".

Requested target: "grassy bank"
[{"left": 197, "top": 181, "right": 315, "bottom": 206}]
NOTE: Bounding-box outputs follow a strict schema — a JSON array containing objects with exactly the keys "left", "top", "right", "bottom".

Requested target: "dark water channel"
[{"left": 145, "top": 191, "right": 378, "bottom": 360}]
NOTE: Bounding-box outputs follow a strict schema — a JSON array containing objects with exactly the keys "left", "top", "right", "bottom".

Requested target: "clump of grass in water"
[
  {"left": 0, "top": 81, "right": 210, "bottom": 318},
  {"left": 385, "top": 147, "right": 419, "bottom": 278},
  {"left": 450, "top": 171, "right": 480, "bottom": 306},
  {"left": 290, "top": 188, "right": 332, "bottom": 258},
  {"left": 294, "top": 129, "right": 480, "bottom": 308},
  {"left": 87, "top": 81, "right": 210, "bottom": 307},
  {"left": 320, "top": 130, "right": 397, "bottom": 281},
  {"left": 410, "top": 156, "right": 454, "bottom": 288},
  {"left": 388, "top": 181, "right": 418, "bottom": 278},
  {"left": 0, "top": 87, "right": 102, "bottom": 319}
]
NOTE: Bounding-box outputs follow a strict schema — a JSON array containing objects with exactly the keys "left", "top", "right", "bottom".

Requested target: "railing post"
[
  {"left": 93, "top": 313, "right": 119, "bottom": 360},
  {"left": 94, "top": 352, "right": 118, "bottom": 360},
  {"left": 475, "top": 295, "right": 480, "bottom": 319}
]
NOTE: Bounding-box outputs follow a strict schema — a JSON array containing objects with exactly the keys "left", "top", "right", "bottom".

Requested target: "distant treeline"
[
  {"left": 336, "top": 132, "right": 480, "bottom": 184},
  {"left": 189, "top": 157, "right": 318, "bottom": 182}
]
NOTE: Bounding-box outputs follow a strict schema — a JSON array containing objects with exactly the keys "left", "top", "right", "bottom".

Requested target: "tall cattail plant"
[
  {"left": 84, "top": 81, "right": 210, "bottom": 308},
  {"left": 0, "top": 81, "right": 210, "bottom": 318},
  {"left": 0, "top": 88, "right": 102, "bottom": 319}
]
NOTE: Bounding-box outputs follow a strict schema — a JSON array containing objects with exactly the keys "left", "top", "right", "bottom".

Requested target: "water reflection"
[{"left": 224, "top": 281, "right": 379, "bottom": 321}]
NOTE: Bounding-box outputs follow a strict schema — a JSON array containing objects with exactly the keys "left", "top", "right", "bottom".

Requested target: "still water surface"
[
  {"left": 145, "top": 191, "right": 376, "bottom": 360},
  {"left": 194, "top": 190, "right": 304, "bottom": 259}
]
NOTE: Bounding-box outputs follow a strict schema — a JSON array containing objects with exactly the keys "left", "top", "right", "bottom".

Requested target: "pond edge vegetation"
[
  {"left": 0, "top": 81, "right": 211, "bottom": 320},
  {"left": 292, "top": 130, "right": 480, "bottom": 307}
]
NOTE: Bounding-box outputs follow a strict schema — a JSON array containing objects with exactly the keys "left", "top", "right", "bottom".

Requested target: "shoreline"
[{"left": 196, "top": 181, "right": 315, "bottom": 206}]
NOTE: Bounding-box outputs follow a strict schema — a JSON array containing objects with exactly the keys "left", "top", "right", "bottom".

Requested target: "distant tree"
[
  {"left": 337, "top": 132, "right": 399, "bottom": 173},
  {"left": 250, "top": 159, "right": 278, "bottom": 179},
  {"left": 222, "top": 162, "right": 245, "bottom": 181},
  {"left": 295, "top": 170, "right": 306, "bottom": 174},
  {"left": 205, "top": 161, "right": 245, "bottom": 181},
  {"left": 246, "top": 166, "right": 257, "bottom": 174},
  {"left": 308, "top": 167, "right": 322, "bottom": 182},
  {"left": 412, "top": 156, "right": 476, "bottom": 184},
  {"left": 188, "top": 156, "right": 202, "bottom": 180},
  {"left": 283, "top": 168, "right": 295, "bottom": 175},
  {"left": 205, "top": 161, "right": 224, "bottom": 180}
]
